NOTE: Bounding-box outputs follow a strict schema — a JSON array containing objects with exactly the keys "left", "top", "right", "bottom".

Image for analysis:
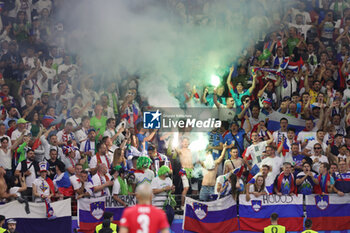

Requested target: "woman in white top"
[
  {"left": 32, "top": 162, "right": 53, "bottom": 202},
  {"left": 248, "top": 175, "right": 268, "bottom": 197},
  {"left": 0, "top": 135, "right": 24, "bottom": 171}
]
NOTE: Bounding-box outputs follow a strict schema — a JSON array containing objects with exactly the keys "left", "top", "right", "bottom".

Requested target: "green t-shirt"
[
  {"left": 90, "top": 116, "right": 107, "bottom": 138},
  {"left": 287, "top": 38, "right": 300, "bottom": 55}
]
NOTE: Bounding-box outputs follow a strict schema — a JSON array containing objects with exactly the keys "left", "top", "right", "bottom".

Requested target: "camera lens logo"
[{"left": 143, "top": 110, "right": 161, "bottom": 129}]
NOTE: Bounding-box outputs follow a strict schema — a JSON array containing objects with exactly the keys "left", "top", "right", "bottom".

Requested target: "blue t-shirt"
[
  {"left": 292, "top": 154, "right": 305, "bottom": 167},
  {"left": 208, "top": 131, "right": 224, "bottom": 159},
  {"left": 224, "top": 129, "right": 246, "bottom": 157},
  {"left": 296, "top": 172, "right": 317, "bottom": 195},
  {"left": 230, "top": 89, "right": 251, "bottom": 114},
  {"left": 136, "top": 133, "right": 148, "bottom": 151},
  {"left": 279, "top": 175, "right": 293, "bottom": 195}
]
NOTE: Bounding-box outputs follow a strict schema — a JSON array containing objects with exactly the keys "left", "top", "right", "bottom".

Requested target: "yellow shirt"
[
  {"left": 95, "top": 222, "right": 117, "bottom": 233},
  {"left": 264, "top": 224, "right": 286, "bottom": 233},
  {"left": 302, "top": 230, "right": 318, "bottom": 233},
  {"left": 309, "top": 89, "right": 319, "bottom": 104}
]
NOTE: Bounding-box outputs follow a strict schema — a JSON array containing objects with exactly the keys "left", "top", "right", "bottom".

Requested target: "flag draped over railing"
[
  {"left": 183, "top": 195, "right": 238, "bottom": 233},
  {"left": 0, "top": 199, "right": 71, "bottom": 233},
  {"left": 305, "top": 194, "right": 350, "bottom": 231}
]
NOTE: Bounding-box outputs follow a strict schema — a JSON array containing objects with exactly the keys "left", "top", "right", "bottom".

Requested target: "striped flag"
[
  {"left": 239, "top": 194, "right": 303, "bottom": 231},
  {"left": 305, "top": 194, "right": 350, "bottom": 231},
  {"left": 78, "top": 196, "right": 136, "bottom": 233},
  {"left": 0, "top": 199, "right": 71, "bottom": 233},
  {"left": 183, "top": 196, "right": 238, "bottom": 233}
]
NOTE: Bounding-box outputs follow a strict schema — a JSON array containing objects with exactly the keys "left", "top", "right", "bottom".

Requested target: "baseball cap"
[
  {"left": 7, "top": 219, "right": 16, "bottom": 224},
  {"left": 17, "top": 118, "right": 28, "bottom": 124},
  {"left": 39, "top": 161, "right": 48, "bottom": 172},
  {"left": 263, "top": 98, "right": 272, "bottom": 105}
]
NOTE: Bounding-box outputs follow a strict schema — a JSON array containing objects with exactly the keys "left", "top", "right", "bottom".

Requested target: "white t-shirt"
[
  {"left": 244, "top": 141, "right": 268, "bottom": 166},
  {"left": 151, "top": 176, "right": 172, "bottom": 208},
  {"left": 248, "top": 183, "right": 269, "bottom": 194},
  {"left": 33, "top": 176, "right": 50, "bottom": 202},
  {"left": 37, "top": 67, "right": 55, "bottom": 93},
  {"left": 75, "top": 128, "right": 89, "bottom": 143},
  {"left": 80, "top": 140, "right": 95, "bottom": 156},
  {"left": 272, "top": 131, "right": 287, "bottom": 145},
  {"left": 69, "top": 175, "right": 93, "bottom": 198},
  {"left": 260, "top": 155, "right": 283, "bottom": 180},
  {"left": 56, "top": 130, "right": 74, "bottom": 143},
  {"left": 135, "top": 169, "right": 155, "bottom": 187},
  {"left": 305, "top": 140, "right": 327, "bottom": 155},
  {"left": 107, "top": 145, "right": 118, "bottom": 164},
  {"left": 16, "top": 160, "right": 36, "bottom": 187},
  {"left": 310, "top": 155, "right": 329, "bottom": 174},
  {"left": 91, "top": 173, "right": 112, "bottom": 197},
  {"left": 11, "top": 129, "right": 30, "bottom": 141},
  {"left": 89, "top": 154, "right": 111, "bottom": 170},
  {"left": 218, "top": 104, "right": 236, "bottom": 122},
  {"left": 297, "top": 131, "right": 317, "bottom": 145},
  {"left": 70, "top": 175, "right": 81, "bottom": 191},
  {"left": 65, "top": 117, "right": 81, "bottom": 128},
  {"left": 0, "top": 148, "right": 12, "bottom": 170}
]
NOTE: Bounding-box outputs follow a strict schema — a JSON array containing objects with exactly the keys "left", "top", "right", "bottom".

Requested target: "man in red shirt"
[{"left": 119, "top": 183, "right": 170, "bottom": 233}]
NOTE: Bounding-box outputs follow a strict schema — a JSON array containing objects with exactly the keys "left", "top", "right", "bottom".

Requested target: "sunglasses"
[{"left": 314, "top": 147, "right": 321, "bottom": 150}]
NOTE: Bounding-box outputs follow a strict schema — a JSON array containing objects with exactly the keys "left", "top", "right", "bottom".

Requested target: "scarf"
[
  {"left": 117, "top": 176, "right": 129, "bottom": 195},
  {"left": 277, "top": 172, "right": 296, "bottom": 194},
  {"left": 314, "top": 173, "right": 331, "bottom": 194},
  {"left": 17, "top": 142, "right": 28, "bottom": 164},
  {"left": 84, "top": 139, "right": 92, "bottom": 152},
  {"left": 112, "top": 93, "right": 119, "bottom": 115},
  {"left": 96, "top": 153, "right": 110, "bottom": 169},
  {"left": 98, "top": 173, "right": 110, "bottom": 196}
]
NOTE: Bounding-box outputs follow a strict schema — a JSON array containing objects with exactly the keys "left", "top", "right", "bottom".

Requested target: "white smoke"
[{"left": 57, "top": 0, "right": 284, "bottom": 107}]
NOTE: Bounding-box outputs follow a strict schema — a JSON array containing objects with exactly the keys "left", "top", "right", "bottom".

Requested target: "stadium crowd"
[{"left": 0, "top": 0, "right": 349, "bottom": 226}]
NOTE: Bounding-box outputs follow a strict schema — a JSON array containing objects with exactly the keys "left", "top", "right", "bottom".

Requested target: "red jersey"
[{"left": 120, "top": 204, "right": 169, "bottom": 233}]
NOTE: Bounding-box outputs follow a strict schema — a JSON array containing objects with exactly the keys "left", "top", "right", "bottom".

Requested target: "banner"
[
  {"left": 78, "top": 195, "right": 136, "bottom": 233},
  {"left": 266, "top": 111, "right": 306, "bottom": 132},
  {"left": 0, "top": 199, "right": 71, "bottom": 233},
  {"left": 183, "top": 195, "right": 238, "bottom": 233},
  {"left": 306, "top": 194, "right": 350, "bottom": 231},
  {"left": 239, "top": 194, "right": 303, "bottom": 231}
]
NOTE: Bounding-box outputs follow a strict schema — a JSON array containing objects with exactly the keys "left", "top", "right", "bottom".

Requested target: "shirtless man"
[
  {"left": 177, "top": 137, "right": 195, "bottom": 208},
  {"left": 199, "top": 143, "right": 227, "bottom": 201},
  {"left": 223, "top": 146, "right": 244, "bottom": 173},
  {"left": 0, "top": 167, "right": 19, "bottom": 200}
]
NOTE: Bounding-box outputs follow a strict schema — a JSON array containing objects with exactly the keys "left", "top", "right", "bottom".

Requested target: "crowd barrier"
[
  {"left": 184, "top": 194, "right": 350, "bottom": 233},
  {"left": 0, "top": 194, "right": 349, "bottom": 233}
]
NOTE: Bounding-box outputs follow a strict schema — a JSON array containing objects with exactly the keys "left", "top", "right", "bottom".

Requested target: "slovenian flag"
[
  {"left": 266, "top": 111, "right": 306, "bottom": 133},
  {"left": 305, "top": 194, "right": 350, "bottom": 231},
  {"left": 0, "top": 199, "right": 71, "bottom": 233},
  {"left": 78, "top": 196, "right": 135, "bottom": 233},
  {"left": 233, "top": 165, "right": 244, "bottom": 178},
  {"left": 183, "top": 195, "right": 238, "bottom": 233},
  {"left": 246, "top": 164, "right": 260, "bottom": 182},
  {"left": 239, "top": 194, "right": 303, "bottom": 232}
]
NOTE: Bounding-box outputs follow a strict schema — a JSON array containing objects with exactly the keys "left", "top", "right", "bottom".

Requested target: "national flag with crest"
[
  {"left": 78, "top": 196, "right": 136, "bottom": 233},
  {"left": 183, "top": 195, "right": 238, "bottom": 233},
  {"left": 305, "top": 194, "right": 350, "bottom": 231},
  {"left": 239, "top": 194, "right": 303, "bottom": 231}
]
